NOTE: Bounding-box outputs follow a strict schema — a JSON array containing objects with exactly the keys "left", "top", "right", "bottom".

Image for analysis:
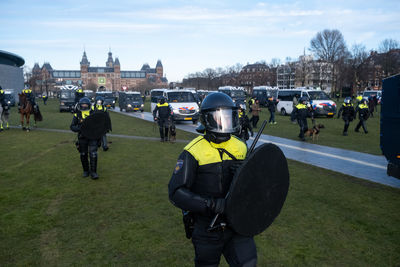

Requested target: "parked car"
[{"left": 119, "top": 91, "right": 144, "bottom": 112}]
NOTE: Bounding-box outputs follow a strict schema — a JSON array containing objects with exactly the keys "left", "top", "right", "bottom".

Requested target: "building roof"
[
  {"left": 80, "top": 51, "right": 90, "bottom": 66},
  {"left": 42, "top": 62, "right": 53, "bottom": 71},
  {"left": 0, "top": 50, "right": 25, "bottom": 67},
  {"left": 114, "top": 57, "right": 120, "bottom": 66},
  {"left": 88, "top": 67, "right": 114, "bottom": 73},
  {"left": 141, "top": 63, "right": 150, "bottom": 70},
  {"left": 156, "top": 60, "right": 163, "bottom": 68}
]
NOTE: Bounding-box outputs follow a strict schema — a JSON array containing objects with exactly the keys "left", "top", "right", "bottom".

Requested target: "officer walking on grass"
[
  {"left": 153, "top": 96, "right": 172, "bottom": 142},
  {"left": 267, "top": 96, "right": 278, "bottom": 124},
  {"left": 337, "top": 97, "right": 355, "bottom": 136},
  {"left": 354, "top": 98, "right": 370, "bottom": 134},
  {"left": 91, "top": 96, "right": 112, "bottom": 151},
  {"left": 168, "top": 92, "right": 257, "bottom": 267},
  {"left": 70, "top": 97, "right": 100, "bottom": 179},
  {"left": 291, "top": 97, "right": 312, "bottom": 141}
]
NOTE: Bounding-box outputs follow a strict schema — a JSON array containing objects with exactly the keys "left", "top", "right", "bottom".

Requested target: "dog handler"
[
  {"left": 153, "top": 96, "right": 172, "bottom": 142},
  {"left": 337, "top": 97, "right": 355, "bottom": 136},
  {"left": 168, "top": 92, "right": 257, "bottom": 266}
]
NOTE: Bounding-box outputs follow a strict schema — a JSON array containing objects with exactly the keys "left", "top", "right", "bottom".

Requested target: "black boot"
[
  {"left": 90, "top": 154, "right": 99, "bottom": 179},
  {"left": 159, "top": 128, "right": 164, "bottom": 142},
  {"left": 80, "top": 153, "right": 89, "bottom": 177}
]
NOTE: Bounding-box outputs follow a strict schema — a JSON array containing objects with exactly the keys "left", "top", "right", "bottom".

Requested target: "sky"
[{"left": 1, "top": 0, "right": 399, "bottom": 82}]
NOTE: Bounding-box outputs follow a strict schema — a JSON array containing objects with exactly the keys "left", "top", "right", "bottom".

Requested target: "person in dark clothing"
[
  {"left": 337, "top": 97, "right": 355, "bottom": 136},
  {"left": 70, "top": 97, "right": 100, "bottom": 179},
  {"left": 368, "top": 95, "right": 377, "bottom": 117},
  {"left": 355, "top": 99, "right": 369, "bottom": 134},
  {"left": 153, "top": 96, "right": 172, "bottom": 142},
  {"left": 237, "top": 103, "right": 253, "bottom": 141},
  {"left": 168, "top": 92, "right": 257, "bottom": 267},
  {"left": 291, "top": 97, "right": 312, "bottom": 141},
  {"left": 42, "top": 94, "right": 48, "bottom": 105},
  {"left": 267, "top": 96, "right": 279, "bottom": 124},
  {"left": 23, "top": 88, "right": 38, "bottom": 111},
  {"left": 91, "top": 96, "right": 112, "bottom": 151},
  {"left": 0, "top": 86, "right": 10, "bottom": 131}
]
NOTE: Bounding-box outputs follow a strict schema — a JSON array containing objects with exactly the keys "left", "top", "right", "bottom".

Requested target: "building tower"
[
  {"left": 80, "top": 51, "right": 90, "bottom": 87},
  {"left": 156, "top": 59, "right": 163, "bottom": 77},
  {"left": 114, "top": 57, "right": 121, "bottom": 91},
  {"left": 106, "top": 50, "right": 114, "bottom": 68}
]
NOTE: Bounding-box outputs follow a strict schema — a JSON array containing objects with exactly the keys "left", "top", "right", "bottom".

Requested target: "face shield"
[
  {"left": 204, "top": 108, "right": 239, "bottom": 133},
  {"left": 96, "top": 100, "right": 103, "bottom": 105},
  {"left": 79, "top": 103, "right": 90, "bottom": 111}
]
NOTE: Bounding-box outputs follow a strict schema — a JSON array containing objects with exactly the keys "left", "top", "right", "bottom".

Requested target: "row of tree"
[{"left": 182, "top": 29, "right": 400, "bottom": 94}]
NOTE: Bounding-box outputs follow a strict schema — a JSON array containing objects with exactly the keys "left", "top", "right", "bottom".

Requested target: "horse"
[{"left": 18, "top": 93, "right": 42, "bottom": 131}]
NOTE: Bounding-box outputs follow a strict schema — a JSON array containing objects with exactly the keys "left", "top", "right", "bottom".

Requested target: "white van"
[
  {"left": 150, "top": 88, "right": 168, "bottom": 113},
  {"left": 277, "top": 88, "right": 337, "bottom": 117},
  {"left": 163, "top": 89, "right": 200, "bottom": 124}
]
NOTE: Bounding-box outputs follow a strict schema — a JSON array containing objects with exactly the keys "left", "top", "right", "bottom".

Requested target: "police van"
[
  {"left": 59, "top": 85, "right": 78, "bottom": 112},
  {"left": 277, "top": 87, "right": 336, "bottom": 116},
  {"left": 119, "top": 91, "right": 144, "bottom": 112},
  {"left": 218, "top": 86, "right": 247, "bottom": 108},
  {"left": 252, "top": 86, "right": 279, "bottom": 106},
  {"left": 150, "top": 88, "right": 168, "bottom": 113},
  {"left": 163, "top": 89, "right": 200, "bottom": 124}
]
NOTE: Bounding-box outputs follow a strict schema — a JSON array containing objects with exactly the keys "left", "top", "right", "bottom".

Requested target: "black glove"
[{"left": 206, "top": 198, "right": 225, "bottom": 214}]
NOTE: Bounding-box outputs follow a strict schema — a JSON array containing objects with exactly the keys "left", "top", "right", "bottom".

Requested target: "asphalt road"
[{"left": 113, "top": 107, "right": 400, "bottom": 189}]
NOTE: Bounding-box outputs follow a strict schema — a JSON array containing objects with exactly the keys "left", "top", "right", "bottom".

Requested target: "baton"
[{"left": 208, "top": 119, "right": 268, "bottom": 232}]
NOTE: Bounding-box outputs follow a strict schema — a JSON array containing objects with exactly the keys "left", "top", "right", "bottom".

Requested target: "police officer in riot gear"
[
  {"left": 337, "top": 97, "right": 355, "bottom": 136},
  {"left": 291, "top": 96, "right": 312, "bottom": 141},
  {"left": 23, "top": 88, "right": 38, "bottom": 111},
  {"left": 168, "top": 92, "right": 257, "bottom": 267},
  {"left": 74, "top": 88, "right": 85, "bottom": 110},
  {"left": 237, "top": 103, "right": 253, "bottom": 141},
  {"left": 153, "top": 96, "right": 172, "bottom": 142},
  {"left": 92, "top": 96, "right": 112, "bottom": 151},
  {"left": 70, "top": 97, "right": 100, "bottom": 179},
  {"left": 355, "top": 98, "right": 370, "bottom": 134}
]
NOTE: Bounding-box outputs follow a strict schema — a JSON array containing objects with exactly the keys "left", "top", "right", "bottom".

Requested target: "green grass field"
[{"left": 1, "top": 98, "right": 399, "bottom": 266}]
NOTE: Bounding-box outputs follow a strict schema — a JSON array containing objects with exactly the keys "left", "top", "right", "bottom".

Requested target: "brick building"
[{"left": 31, "top": 50, "right": 167, "bottom": 93}]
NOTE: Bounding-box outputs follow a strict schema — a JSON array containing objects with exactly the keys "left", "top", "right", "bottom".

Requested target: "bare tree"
[
  {"left": 270, "top": 58, "right": 281, "bottom": 68},
  {"left": 378, "top": 38, "right": 400, "bottom": 76},
  {"left": 379, "top": 38, "right": 399, "bottom": 53},
  {"left": 350, "top": 43, "right": 369, "bottom": 93},
  {"left": 309, "top": 29, "right": 348, "bottom": 93}
]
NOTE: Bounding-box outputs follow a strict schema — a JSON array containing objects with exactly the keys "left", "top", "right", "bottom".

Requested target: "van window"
[
  {"left": 307, "top": 91, "right": 330, "bottom": 100},
  {"left": 151, "top": 91, "right": 164, "bottom": 103},
  {"left": 167, "top": 92, "right": 195, "bottom": 103}
]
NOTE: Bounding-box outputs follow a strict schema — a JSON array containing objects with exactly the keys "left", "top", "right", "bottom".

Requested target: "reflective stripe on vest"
[{"left": 157, "top": 102, "right": 169, "bottom": 107}]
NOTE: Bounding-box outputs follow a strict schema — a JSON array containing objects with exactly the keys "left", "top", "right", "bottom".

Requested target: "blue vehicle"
[{"left": 380, "top": 74, "right": 400, "bottom": 179}]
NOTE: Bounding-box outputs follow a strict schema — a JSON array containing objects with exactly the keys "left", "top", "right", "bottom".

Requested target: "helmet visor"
[{"left": 204, "top": 108, "right": 239, "bottom": 133}]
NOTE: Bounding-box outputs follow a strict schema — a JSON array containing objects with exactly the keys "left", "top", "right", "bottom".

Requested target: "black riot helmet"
[
  {"left": 299, "top": 96, "right": 308, "bottom": 104},
  {"left": 344, "top": 97, "right": 352, "bottom": 104},
  {"left": 78, "top": 97, "right": 91, "bottom": 111},
  {"left": 200, "top": 92, "right": 239, "bottom": 143},
  {"left": 159, "top": 96, "right": 166, "bottom": 104},
  {"left": 95, "top": 95, "right": 104, "bottom": 105}
]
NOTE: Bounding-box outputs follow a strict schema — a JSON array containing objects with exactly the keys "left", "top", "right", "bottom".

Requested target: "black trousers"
[
  {"left": 298, "top": 119, "right": 308, "bottom": 139},
  {"left": 191, "top": 220, "right": 257, "bottom": 267},
  {"left": 250, "top": 115, "right": 259, "bottom": 128},
  {"left": 343, "top": 117, "right": 351, "bottom": 133},
  {"left": 355, "top": 118, "right": 368, "bottom": 133},
  {"left": 158, "top": 118, "right": 169, "bottom": 140}
]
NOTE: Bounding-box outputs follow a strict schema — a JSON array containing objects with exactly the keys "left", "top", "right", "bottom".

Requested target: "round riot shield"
[
  {"left": 225, "top": 143, "right": 289, "bottom": 237},
  {"left": 80, "top": 112, "right": 110, "bottom": 140}
]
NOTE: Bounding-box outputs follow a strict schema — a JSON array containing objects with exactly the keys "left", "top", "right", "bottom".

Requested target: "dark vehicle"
[
  {"left": 59, "top": 88, "right": 77, "bottom": 112},
  {"left": 380, "top": 74, "right": 400, "bottom": 179},
  {"left": 119, "top": 91, "right": 144, "bottom": 112},
  {"left": 218, "top": 86, "right": 247, "bottom": 109},
  {"left": 4, "top": 92, "right": 16, "bottom": 106},
  {"left": 252, "top": 86, "right": 278, "bottom": 106},
  {"left": 84, "top": 90, "right": 95, "bottom": 102},
  {"left": 197, "top": 90, "right": 210, "bottom": 102},
  {"left": 96, "top": 91, "right": 115, "bottom": 109}
]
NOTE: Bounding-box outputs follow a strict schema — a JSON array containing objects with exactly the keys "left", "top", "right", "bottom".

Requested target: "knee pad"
[
  {"left": 89, "top": 145, "right": 97, "bottom": 154},
  {"left": 80, "top": 152, "right": 87, "bottom": 156}
]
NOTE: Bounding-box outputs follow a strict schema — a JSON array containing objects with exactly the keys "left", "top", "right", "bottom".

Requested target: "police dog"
[
  {"left": 305, "top": 123, "right": 325, "bottom": 141},
  {"left": 169, "top": 124, "right": 177, "bottom": 142}
]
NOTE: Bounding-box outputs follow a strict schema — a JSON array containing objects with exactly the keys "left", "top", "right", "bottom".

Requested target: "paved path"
[{"left": 112, "top": 108, "right": 400, "bottom": 189}]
